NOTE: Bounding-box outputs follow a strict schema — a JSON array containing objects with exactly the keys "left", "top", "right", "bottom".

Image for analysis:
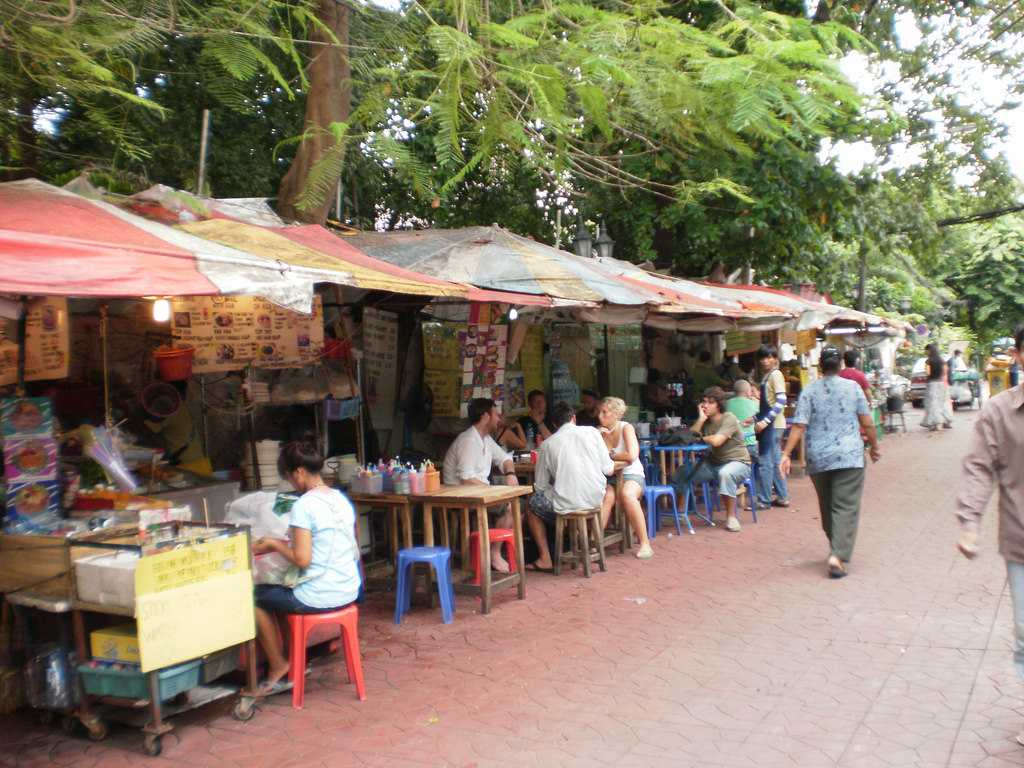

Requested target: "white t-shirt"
[
  {"left": 443, "top": 426, "right": 512, "bottom": 485},
  {"left": 534, "top": 423, "right": 614, "bottom": 512},
  {"left": 290, "top": 487, "right": 361, "bottom": 609}
]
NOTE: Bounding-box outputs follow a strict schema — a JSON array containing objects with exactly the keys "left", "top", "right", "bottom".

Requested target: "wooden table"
[
  {"left": 411, "top": 485, "right": 532, "bottom": 614},
  {"left": 348, "top": 492, "right": 414, "bottom": 575}
]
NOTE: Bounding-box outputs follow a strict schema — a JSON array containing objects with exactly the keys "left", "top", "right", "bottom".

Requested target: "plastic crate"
[
  {"left": 78, "top": 660, "right": 201, "bottom": 701},
  {"left": 200, "top": 647, "right": 240, "bottom": 684}
]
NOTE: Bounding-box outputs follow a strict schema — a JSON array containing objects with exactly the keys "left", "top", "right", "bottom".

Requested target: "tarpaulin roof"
[
  {"left": 702, "top": 283, "right": 889, "bottom": 330},
  {"left": 0, "top": 179, "right": 351, "bottom": 313},
  {"left": 346, "top": 225, "right": 660, "bottom": 306},
  {"left": 178, "top": 219, "right": 468, "bottom": 299}
]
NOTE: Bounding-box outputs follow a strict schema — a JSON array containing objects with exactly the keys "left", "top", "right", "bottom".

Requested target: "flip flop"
[
  {"left": 828, "top": 563, "right": 847, "bottom": 579},
  {"left": 526, "top": 562, "right": 554, "bottom": 573},
  {"left": 255, "top": 679, "right": 294, "bottom": 698}
]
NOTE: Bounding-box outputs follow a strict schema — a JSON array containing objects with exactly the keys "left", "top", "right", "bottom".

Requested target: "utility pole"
[{"left": 856, "top": 244, "right": 868, "bottom": 312}]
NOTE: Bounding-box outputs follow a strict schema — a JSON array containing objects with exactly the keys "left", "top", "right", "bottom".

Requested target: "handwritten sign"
[
  {"left": 518, "top": 325, "right": 545, "bottom": 395},
  {"left": 725, "top": 330, "right": 762, "bottom": 355},
  {"left": 422, "top": 322, "right": 463, "bottom": 371},
  {"left": 134, "top": 534, "right": 254, "bottom": 672},
  {"left": 363, "top": 308, "right": 398, "bottom": 429},
  {"left": 0, "top": 297, "right": 70, "bottom": 385},
  {"left": 171, "top": 295, "right": 323, "bottom": 373},
  {"left": 423, "top": 368, "right": 460, "bottom": 418},
  {"left": 458, "top": 324, "right": 507, "bottom": 417}
]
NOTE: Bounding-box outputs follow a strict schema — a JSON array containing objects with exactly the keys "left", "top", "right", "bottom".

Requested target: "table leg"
[
  {"left": 388, "top": 507, "right": 399, "bottom": 565},
  {"left": 510, "top": 497, "right": 526, "bottom": 600},
  {"left": 460, "top": 508, "right": 470, "bottom": 573},
  {"left": 423, "top": 504, "right": 435, "bottom": 547},
  {"left": 478, "top": 504, "right": 492, "bottom": 614},
  {"left": 400, "top": 503, "right": 413, "bottom": 549},
  {"left": 659, "top": 451, "right": 667, "bottom": 486},
  {"left": 441, "top": 507, "right": 451, "bottom": 550}
]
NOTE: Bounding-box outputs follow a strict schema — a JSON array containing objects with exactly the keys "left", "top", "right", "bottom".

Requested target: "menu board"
[
  {"left": 422, "top": 322, "right": 463, "bottom": 371},
  {"left": 363, "top": 308, "right": 398, "bottom": 429},
  {"left": 0, "top": 297, "right": 70, "bottom": 385},
  {"left": 423, "top": 368, "right": 460, "bottom": 419},
  {"left": 725, "top": 329, "right": 763, "bottom": 355},
  {"left": 504, "top": 370, "right": 526, "bottom": 412},
  {"left": 518, "top": 325, "right": 545, "bottom": 395},
  {"left": 171, "top": 295, "right": 324, "bottom": 373},
  {"left": 459, "top": 324, "right": 507, "bottom": 417}
]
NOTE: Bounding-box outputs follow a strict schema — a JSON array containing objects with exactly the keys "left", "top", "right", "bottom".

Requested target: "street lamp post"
[
  {"left": 572, "top": 213, "right": 592, "bottom": 259},
  {"left": 594, "top": 221, "right": 615, "bottom": 260}
]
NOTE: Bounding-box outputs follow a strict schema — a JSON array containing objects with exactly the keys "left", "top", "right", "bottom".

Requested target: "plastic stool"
[
  {"left": 287, "top": 605, "right": 365, "bottom": 709},
  {"left": 643, "top": 457, "right": 694, "bottom": 535},
  {"left": 709, "top": 466, "right": 759, "bottom": 523},
  {"left": 468, "top": 529, "right": 517, "bottom": 585},
  {"left": 394, "top": 546, "right": 455, "bottom": 624}
]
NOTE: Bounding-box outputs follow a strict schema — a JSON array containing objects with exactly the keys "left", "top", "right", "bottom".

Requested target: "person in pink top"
[{"left": 838, "top": 349, "right": 871, "bottom": 399}]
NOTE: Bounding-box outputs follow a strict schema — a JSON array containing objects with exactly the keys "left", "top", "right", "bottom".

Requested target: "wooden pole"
[
  {"left": 15, "top": 296, "right": 27, "bottom": 396},
  {"left": 196, "top": 109, "right": 211, "bottom": 196},
  {"left": 100, "top": 303, "right": 112, "bottom": 429},
  {"left": 202, "top": 498, "right": 210, "bottom": 529}
]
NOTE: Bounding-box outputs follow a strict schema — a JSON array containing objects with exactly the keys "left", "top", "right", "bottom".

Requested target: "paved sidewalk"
[{"left": 3, "top": 407, "right": 1021, "bottom": 767}]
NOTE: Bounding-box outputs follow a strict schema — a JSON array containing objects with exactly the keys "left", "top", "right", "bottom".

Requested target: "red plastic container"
[{"left": 152, "top": 346, "right": 194, "bottom": 381}]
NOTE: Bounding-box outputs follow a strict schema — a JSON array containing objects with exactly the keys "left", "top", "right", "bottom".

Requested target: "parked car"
[{"left": 909, "top": 358, "right": 928, "bottom": 407}]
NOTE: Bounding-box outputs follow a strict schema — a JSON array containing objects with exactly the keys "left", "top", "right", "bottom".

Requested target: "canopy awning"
[
  {"left": 346, "top": 225, "right": 659, "bottom": 306},
  {"left": 0, "top": 179, "right": 352, "bottom": 312},
  {"left": 701, "top": 283, "right": 889, "bottom": 330}
]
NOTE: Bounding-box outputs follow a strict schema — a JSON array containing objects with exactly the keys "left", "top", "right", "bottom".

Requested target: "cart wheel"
[
  {"left": 85, "top": 719, "right": 109, "bottom": 742},
  {"left": 143, "top": 734, "right": 162, "bottom": 757},
  {"left": 232, "top": 697, "right": 256, "bottom": 722}
]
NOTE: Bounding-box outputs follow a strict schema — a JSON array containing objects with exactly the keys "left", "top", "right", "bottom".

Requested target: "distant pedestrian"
[
  {"left": 922, "top": 343, "right": 953, "bottom": 431},
  {"left": 956, "top": 326, "right": 1024, "bottom": 744},
  {"left": 781, "top": 347, "right": 881, "bottom": 579},
  {"left": 838, "top": 349, "right": 871, "bottom": 399}
]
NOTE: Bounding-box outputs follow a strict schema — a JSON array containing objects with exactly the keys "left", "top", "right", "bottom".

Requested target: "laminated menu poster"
[
  {"left": 171, "top": 296, "right": 324, "bottom": 373},
  {"left": 0, "top": 297, "right": 70, "bottom": 385},
  {"left": 362, "top": 308, "right": 399, "bottom": 429},
  {"left": 458, "top": 324, "right": 507, "bottom": 417}
]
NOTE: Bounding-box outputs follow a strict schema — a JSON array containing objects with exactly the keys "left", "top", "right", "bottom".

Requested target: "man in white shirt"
[
  {"left": 525, "top": 401, "right": 614, "bottom": 571},
  {"left": 443, "top": 397, "right": 519, "bottom": 572}
]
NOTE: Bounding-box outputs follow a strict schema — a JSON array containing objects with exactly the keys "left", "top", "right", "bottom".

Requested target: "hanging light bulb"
[
  {"left": 508, "top": 307, "right": 519, "bottom": 321},
  {"left": 152, "top": 298, "right": 171, "bottom": 322}
]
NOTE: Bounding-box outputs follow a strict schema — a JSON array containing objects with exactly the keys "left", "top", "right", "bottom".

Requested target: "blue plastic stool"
[
  {"left": 708, "top": 465, "right": 759, "bottom": 523},
  {"left": 642, "top": 459, "right": 692, "bottom": 536},
  {"left": 394, "top": 546, "right": 455, "bottom": 625}
]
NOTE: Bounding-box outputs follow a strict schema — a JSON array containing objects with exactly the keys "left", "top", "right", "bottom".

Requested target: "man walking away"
[
  {"left": 781, "top": 347, "right": 880, "bottom": 579},
  {"left": 956, "top": 327, "right": 1024, "bottom": 744},
  {"left": 839, "top": 349, "right": 871, "bottom": 399},
  {"left": 526, "top": 402, "right": 614, "bottom": 571}
]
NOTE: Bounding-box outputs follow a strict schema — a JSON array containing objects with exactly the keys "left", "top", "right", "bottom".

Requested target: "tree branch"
[{"left": 936, "top": 203, "right": 1024, "bottom": 227}]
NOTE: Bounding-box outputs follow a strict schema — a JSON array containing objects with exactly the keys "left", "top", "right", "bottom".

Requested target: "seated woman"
[
  {"left": 495, "top": 415, "right": 527, "bottom": 451},
  {"left": 598, "top": 397, "right": 654, "bottom": 560},
  {"left": 251, "top": 440, "right": 362, "bottom": 696}
]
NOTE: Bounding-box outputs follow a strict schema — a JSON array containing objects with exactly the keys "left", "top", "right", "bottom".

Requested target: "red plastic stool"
[
  {"left": 287, "top": 605, "right": 366, "bottom": 709},
  {"left": 468, "top": 529, "right": 518, "bottom": 585}
]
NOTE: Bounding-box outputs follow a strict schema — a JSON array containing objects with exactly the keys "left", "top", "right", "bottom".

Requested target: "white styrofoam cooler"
[{"left": 74, "top": 552, "right": 139, "bottom": 609}]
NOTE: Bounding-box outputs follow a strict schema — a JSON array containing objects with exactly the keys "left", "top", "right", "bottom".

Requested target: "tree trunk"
[
  {"left": 276, "top": 0, "right": 351, "bottom": 224},
  {"left": 856, "top": 245, "right": 868, "bottom": 312}
]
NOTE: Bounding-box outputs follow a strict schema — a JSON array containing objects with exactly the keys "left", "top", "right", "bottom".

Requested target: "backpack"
[{"left": 657, "top": 426, "right": 702, "bottom": 447}]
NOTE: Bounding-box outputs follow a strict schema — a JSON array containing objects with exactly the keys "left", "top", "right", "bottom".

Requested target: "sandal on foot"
[{"left": 256, "top": 679, "right": 294, "bottom": 698}]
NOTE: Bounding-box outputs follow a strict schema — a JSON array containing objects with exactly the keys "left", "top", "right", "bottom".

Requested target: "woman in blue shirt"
[{"left": 251, "top": 441, "right": 362, "bottom": 696}]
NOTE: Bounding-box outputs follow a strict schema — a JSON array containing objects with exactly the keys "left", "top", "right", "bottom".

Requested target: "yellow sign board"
[
  {"left": 134, "top": 534, "right": 254, "bottom": 672},
  {"left": 725, "top": 330, "right": 762, "bottom": 355}
]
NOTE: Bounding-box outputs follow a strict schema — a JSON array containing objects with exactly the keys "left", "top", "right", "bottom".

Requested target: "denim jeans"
[
  {"left": 757, "top": 432, "right": 789, "bottom": 504},
  {"left": 1007, "top": 561, "right": 1024, "bottom": 680},
  {"left": 673, "top": 459, "right": 751, "bottom": 498}
]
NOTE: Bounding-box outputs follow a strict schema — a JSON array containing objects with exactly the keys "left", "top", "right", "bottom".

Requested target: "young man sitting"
[
  {"left": 672, "top": 386, "right": 752, "bottom": 533},
  {"left": 443, "top": 397, "right": 519, "bottom": 572},
  {"left": 525, "top": 401, "right": 614, "bottom": 571}
]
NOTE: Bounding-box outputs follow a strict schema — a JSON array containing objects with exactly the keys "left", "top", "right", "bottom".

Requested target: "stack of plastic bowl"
[{"left": 241, "top": 440, "right": 281, "bottom": 490}]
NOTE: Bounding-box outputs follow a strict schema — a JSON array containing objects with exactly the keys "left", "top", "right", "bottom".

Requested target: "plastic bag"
[
  {"left": 253, "top": 552, "right": 293, "bottom": 585},
  {"left": 225, "top": 492, "right": 289, "bottom": 540}
]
